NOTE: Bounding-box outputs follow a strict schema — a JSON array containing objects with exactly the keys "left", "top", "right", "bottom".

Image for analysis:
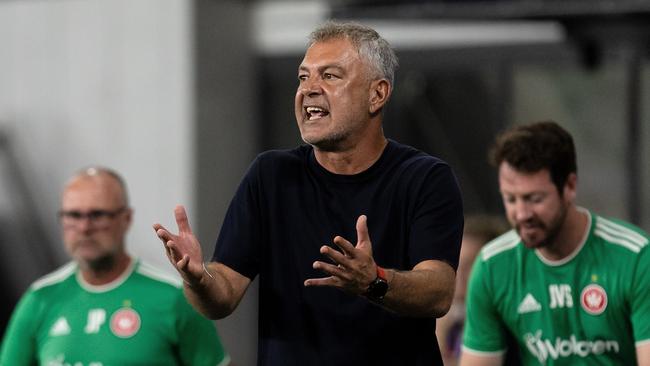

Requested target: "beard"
[
  {"left": 303, "top": 129, "right": 350, "bottom": 152},
  {"left": 517, "top": 203, "right": 568, "bottom": 250},
  {"left": 84, "top": 254, "right": 117, "bottom": 273},
  {"left": 71, "top": 239, "right": 117, "bottom": 273}
]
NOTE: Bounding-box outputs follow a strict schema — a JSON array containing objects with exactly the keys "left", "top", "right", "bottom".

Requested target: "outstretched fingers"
[
  {"left": 174, "top": 205, "right": 193, "bottom": 234},
  {"left": 320, "top": 243, "right": 348, "bottom": 265},
  {"left": 153, "top": 223, "right": 172, "bottom": 243},
  {"left": 152, "top": 224, "right": 178, "bottom": 261},
  {"left": 331, "top": 236, "right": 355, "bottom": 259}
]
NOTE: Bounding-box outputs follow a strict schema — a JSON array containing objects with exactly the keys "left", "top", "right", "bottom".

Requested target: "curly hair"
[{"left": 488, "top": 121, "right": 577, "bottom": 194}]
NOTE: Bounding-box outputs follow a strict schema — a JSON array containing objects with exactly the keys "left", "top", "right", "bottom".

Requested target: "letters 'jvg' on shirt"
[{"left": 463, "top": 209, "right": 650, "bottom": 365}]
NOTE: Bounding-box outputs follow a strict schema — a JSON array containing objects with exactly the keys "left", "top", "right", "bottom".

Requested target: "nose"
[
  {"left": 299, "top": 76, "right": 323, "bottom": 97},
  {"left": 76, "top": 216, "right": 95, "bottom": 232},
  {"left": 513, "top": 199, "right": 533, "bottom": 222}
]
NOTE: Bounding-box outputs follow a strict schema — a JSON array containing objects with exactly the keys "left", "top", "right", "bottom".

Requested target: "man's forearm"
[
  {"left": 379, "top": 260, "right": 455, "bottom": 317},
  {"left": 183, "top": 262, "right": 250, "bottom": 319}
]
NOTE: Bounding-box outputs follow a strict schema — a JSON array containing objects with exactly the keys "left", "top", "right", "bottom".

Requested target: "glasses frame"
[{"left": 58, "top": 206, "right": 127, "bottom": 229}]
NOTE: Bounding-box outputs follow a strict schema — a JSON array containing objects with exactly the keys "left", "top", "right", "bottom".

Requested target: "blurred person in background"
[
  {"left": 0, "top": 167, "right": 230, "bottom": 366},
  {"left": 154, "top": 20, "right": 463, "bottom": 366},
  {"left": 436, "top": 214, "right": 509, "bottom": 366},
  {"left": 460, "top": 121, "right": 650, "bottom": 365}
]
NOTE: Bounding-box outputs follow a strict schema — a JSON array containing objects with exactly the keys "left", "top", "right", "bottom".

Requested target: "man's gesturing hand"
[
  {"left": 153, "top": 205, "right": 205, "bottom": 286},
  {"left": 304, "top": 215, "right": 378, "bottom": 295}
]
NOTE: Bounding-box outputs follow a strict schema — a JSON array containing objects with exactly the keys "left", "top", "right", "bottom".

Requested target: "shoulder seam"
[
  {"left": 481, "top": 230, "right": 520, "bottom": 261},
  {"left": 595, "top": 217, "right": 649, "bottom": 253},
  {"left": 136, "top": 262, "right": 183, "bottom": 288},
  {"left": 32, "top": 262, "right": 76, "bottom": 290}
]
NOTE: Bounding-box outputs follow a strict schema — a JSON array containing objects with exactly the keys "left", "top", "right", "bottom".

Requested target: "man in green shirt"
[
  {"left": 0, "top": 167, "right": 230, "bottom": 366},
  {"left": 460, "top": 121, "right": 650, "bottom": 365}
]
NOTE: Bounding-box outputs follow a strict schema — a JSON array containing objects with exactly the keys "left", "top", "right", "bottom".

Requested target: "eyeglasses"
[{"left": 59, "top": 207, "right": 126, "bottom": 229}]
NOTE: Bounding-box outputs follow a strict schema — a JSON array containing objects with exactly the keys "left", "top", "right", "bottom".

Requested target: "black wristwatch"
[{"left": 365, "top": 265, "right": 388, "bottom": 303}]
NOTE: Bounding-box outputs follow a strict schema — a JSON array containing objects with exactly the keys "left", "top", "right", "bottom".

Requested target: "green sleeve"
[
  {"left": 462, "top": 256, "right": 507, "bottom": 354},
  {"left": 174, "top": 292, "right": 229, "bottom": 366},
  {"left": 0, "top": 290, "right": 39, "bottom": 366},
  {"left": 631, "top": 244, "right": 650, "bottom": 344}
]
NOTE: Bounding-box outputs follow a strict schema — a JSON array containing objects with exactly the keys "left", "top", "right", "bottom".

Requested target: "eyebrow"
[{"left": 298, "top": 64, "right": 344, "bottom": 73}]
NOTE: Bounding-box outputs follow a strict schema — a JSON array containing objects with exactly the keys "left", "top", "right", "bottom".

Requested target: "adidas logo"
[
  {"left": 518, "top": 293, "right": 542, "bottom": 314},
  {"left": 49, "top": 317, "right": 71, "bottom": 336}
]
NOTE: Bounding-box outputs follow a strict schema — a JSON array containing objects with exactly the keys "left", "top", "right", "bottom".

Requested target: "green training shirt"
[
  {"left": 462, "top": 209, "right": 650, "bottom": 365},
  {"left": 0, "top": 259, "right": 230, "bottom": 366}
]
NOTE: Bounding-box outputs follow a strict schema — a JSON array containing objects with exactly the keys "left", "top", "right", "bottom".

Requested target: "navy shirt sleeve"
[
  {"left": 212, "top": 156, "right": 264, "bottom": 280},
  {"left": 409, "top": 162, "right": 464, "bottom": 271}
]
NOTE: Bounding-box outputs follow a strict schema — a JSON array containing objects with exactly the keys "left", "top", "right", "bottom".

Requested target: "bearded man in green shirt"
[
  {"left": 460, "top": 121, "right": 650, "bottom": 366},
  {"left": 0, "top": 167, "right": 230, "bottom": 366}
]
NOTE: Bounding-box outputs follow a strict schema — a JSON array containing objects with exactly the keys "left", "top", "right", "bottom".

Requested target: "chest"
[
  {"left": 493, "top": 254, "right": 635, "bottom": 363},
  {"left": 36, "top": 290, "right": 178, "bottom": 366}
]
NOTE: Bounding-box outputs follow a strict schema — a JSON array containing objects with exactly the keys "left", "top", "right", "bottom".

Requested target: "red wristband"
[{"left": 376, "top": 265, "right": 387, "bottom": 281}]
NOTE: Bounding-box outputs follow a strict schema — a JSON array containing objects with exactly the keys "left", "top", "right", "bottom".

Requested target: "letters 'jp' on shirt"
[{"left": 0, "top": 259, "right": 230, "bottom": 366}]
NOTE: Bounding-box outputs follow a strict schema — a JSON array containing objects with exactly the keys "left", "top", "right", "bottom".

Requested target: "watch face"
[{"left": 367, "top": 278, "right": 388, "bottom": 300}]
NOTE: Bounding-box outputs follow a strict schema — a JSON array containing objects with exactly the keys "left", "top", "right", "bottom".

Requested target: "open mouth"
[{"left": 305, "top": 106, "right": 329, "bottom": 121}]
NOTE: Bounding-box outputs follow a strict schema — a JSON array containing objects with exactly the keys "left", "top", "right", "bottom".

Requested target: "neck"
[
  {"left": 314, "top": 128, "right": 388, "bottom": 175},
  {"left": 537, "top": 206, "right": 588, "bottom": 261},
  {"left": 79, "top": 253, "right": 131, "bottom": 286}
]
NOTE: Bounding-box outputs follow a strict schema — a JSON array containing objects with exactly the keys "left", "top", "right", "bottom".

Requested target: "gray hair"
[{"left": 308, "top": 21, "right": 399, "bottom": 86}]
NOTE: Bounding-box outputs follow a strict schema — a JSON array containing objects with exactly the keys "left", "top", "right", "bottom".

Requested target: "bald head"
[
  {"left": 63, "top": 167, "right": 129, "bottom": 207},
  {"left": 60, "top": 166, "right": 132, "bottom": 273}
]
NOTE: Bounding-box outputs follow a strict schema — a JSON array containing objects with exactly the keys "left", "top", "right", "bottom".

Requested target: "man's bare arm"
[
  {"left": 304, "top": 215, "right": 456, "bottom": 317},
  {"left": 380, "top": 259, "right": 455, "bottom": 317},
  {"left": 459, "top": 351, "right": 503, "bottom": 366},
  {"left": 183, "top": 262, "right": 251, "bottom": 319},
  {"left": 637, "top": 342, "right": 650, "bottom": 366},
  {"left": 153, "top": 205, "right": 250, "bottom": 319}
]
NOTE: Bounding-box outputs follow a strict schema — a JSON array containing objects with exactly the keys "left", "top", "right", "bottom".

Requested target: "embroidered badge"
[
  {"left": 110, "top": 308, "right": 141, "bottom": 338},
  {"left": 580, "top": 284, "right": 607, "bottom": 315}
]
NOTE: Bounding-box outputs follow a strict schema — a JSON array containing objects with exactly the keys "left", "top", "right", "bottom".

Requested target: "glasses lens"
[{"left": 59, "top": 207, "right": 125, "bottom": 229}]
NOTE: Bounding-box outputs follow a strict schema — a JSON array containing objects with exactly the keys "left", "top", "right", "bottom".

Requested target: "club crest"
[
  {"left": 110, "top": 308, "right": 141, "bottom": 338},
  {"left": 580, "top": 284, "right": 607, "bottom": 315}
]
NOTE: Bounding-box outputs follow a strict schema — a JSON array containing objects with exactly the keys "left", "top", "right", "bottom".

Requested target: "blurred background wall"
[{"left": 0, "top": 0, "right": 649, "bottom": 364}]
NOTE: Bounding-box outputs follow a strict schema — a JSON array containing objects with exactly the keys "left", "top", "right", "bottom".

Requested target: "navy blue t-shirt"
[{"left": 213, "top": 139, "right": 463, "bottom": 366}]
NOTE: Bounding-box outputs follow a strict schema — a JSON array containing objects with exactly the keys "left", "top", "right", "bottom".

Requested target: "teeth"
[{"left": 306, "top": 107, "right": 325, "bottom": 113}]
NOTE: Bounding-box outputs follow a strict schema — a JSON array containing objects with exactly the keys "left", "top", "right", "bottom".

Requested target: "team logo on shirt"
[
  {"left": 49, "top": 317, "right": 71, "bottom": 336},
  {"left": 110, "top": 308, "right": 141, "bottom": 338},
  {"left": 517, "top": 293, "right": 542, "bottom": 314},
  {"left": 580, "top": 284, "right": 607, "bottom": 315}
]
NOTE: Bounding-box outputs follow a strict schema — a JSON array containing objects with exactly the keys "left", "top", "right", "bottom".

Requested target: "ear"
[
  {"left": 368, "top": 79, "right": 391, "bottom": 114},
  {"left": 123, "top": 207, "right": 134, "bottom": 229},
  {"left": 563, "top": 173, "right": 578, "bottom": 203}
]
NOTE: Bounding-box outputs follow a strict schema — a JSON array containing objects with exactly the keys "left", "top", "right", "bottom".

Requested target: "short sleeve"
[
  {"left": 175, "top": 291, "right": 230, "bottom": 366},
  {"left": 0, "top": 290, "right": 39, "bottom": 365},
  {"left": 631, "top": 245, "right": 650, "bottom": 344},
  {"left": 409, "top": 163, "right": 464, "bottom": 270},
  {"left": 212, "top": 157, "right": 263, "bottom": 280},
  {"left": 462, "top": 256, "right": 507, "bottom": 354}
]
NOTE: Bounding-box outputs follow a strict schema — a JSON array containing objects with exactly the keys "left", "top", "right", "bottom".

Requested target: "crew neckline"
[
  {"left": 308, "top": 139, "right": 394, "bottom": 183},
  {"left": 77, "top": 257, "right": 137, "bottom": 293},
  {"left": 535, "top": 207, "right": 591, "bottom": 267}
]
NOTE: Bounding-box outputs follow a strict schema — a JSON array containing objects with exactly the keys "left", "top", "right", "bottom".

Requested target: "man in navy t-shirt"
[{"left": 154, "top": 20, "right": 464, "bottom": 366}]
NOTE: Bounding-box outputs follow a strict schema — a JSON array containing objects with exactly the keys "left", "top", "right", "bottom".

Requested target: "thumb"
[{"left": 355, "top": 215, "right": 371, "bottom": 250}]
